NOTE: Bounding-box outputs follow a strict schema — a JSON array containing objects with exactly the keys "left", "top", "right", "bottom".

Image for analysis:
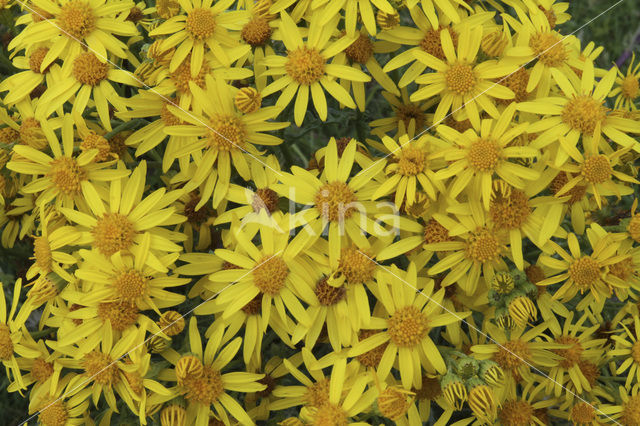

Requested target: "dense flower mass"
[{"left": 1, "top": 0, "right": 640, "bottom": 425}]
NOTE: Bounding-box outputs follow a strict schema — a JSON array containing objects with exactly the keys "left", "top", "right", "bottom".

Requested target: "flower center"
[
  {"left": 582, "top": 155, "right": 612, "bottom": 184},
  {"left": 569, "top": 256, "right": 600, "bottom": 290},
  {"left": 29, "top": 47, "right": 51, "bottom": 74},
  {"left": 235, "top": 87, "right": 262, "bottom": 114},
  {"left": 253, "top": 256, "right": 288, "bottom": 295},
  {"left": 377, "top": 10, "right": 399, "bottom": 30},
  {"left": 578, "top": 360, "right": 600, "bottom": 386},
  {"left": 414, "top": 375, "right": 441, "bottom": 400},
  {"left": 314, "top": 276, "right": 346, "bottom": 306},
  {"left": 338, "top": 246, "right": 375, "bottom": 285},
  {"left": 32, "top": 357, "right": 54, "bottom": 383},
  {"left": 72, "top": 52, "right": 109, "bottom": 86},
  {"left": 92, "top": 212, "right": 136, "bottom": 256},
  {"left": 184, "top": 194, "right": 211, "bottom": 225},
  {"left": 80, "top": 132, "right": 111, "bottom": 162},
  {"left": 609, "top": 257, "right": 633, "bottom": 280},
  {"left": 170, "top": 57, "right": 208, "bottom": 94},
  {"left": 621, "top": 75, "right": 640, "bottom": 100},
  {"left": 423, "top": 219, "right": 452, "bottom": 244},
  {"left": 465, "top": 227, "right": 502, "bottom": 263},
  {"left": 550, "top": 172, "right": 586, "bottom": 204},
  {"left": 252, "top": 188, "right": 279, "bottom": 213},
  {"left": 467, "top": 138, "right": 501, "bottom": 172},
  {"left": 257, "top": 374, "right": 277, "bottom": 398},
  {"left": 446, "top": 63, "right": 476, "bottom": 95},
  {"left": 97, "top": 301, "right": 139, "bottom": 331},
  {"left": 241, "top": 293, "right": 262, "bottom": 315},
  {"left": 312, "top": 403, "right": 348, "bottom": 426},
  {"left": 345, "top": 33, "right": 373, "bottom": 64},
  {"left": 396, "top": 103, "right": 425, "bottom": 130},
  {"left": 494, "top": 339, "right": 530, "bottom": 371},
  {"left": 38, "top": 401, "right": 68, "bottom": 426},
  {"left": 622, "top": 395, "right": 640, "bottom": 426},
  {"left": 176, "top": 356, "right": 204, "bottom": 385},
  {"left": 632, "top": 341, "right": 640, "bottom": 364},
  {"left": 629, "top": 214, "right": 640, "bottom": 242},
  {"left": 304, "top": 379, "right": 330, "bottom": 408},
  {"left": 490, "top": 184, "right": 531, "bottom": 229},
  {"left": 0, "top": 323, "right": 13, "bottom": 361},
  {"left": 420, "top": 26, "right": 458, "bottom": 60},
  {"left": 113, "top": 269, "right": 148, "bottom": 302},
  {"left": 554, "top": 335, "right": 583, "bottom": 369},
  {"left": 387, "top": 306, "right": 430, "bottom": 348},
  {"left": 82, "top": 350, "right": 119, "bottom": 385},
  {"left": 529, "top": 32, "right": 567, "bottom": 67},
  {"left": 33, "top": 236, "right": 52, "bottom": 272},
  {"left": 183, "top": 365, "right": 224, "bottom": 405},
  {"left": 285, "top": 47, "right": 326, "bottom": 85},
  {"left": 58, "top": 0, "right": 95, "bottom": 39},
  {"left": 314, "top": 181, "right": 357, "bottom": 222},
  {"left": 356, "top": 329, "right": 387, "bottom": 367},
  {"left": 498, "top": 68, "right": 530, "bottom": 104},
  {"left": 160, "top": 101, "right": 182, "bottom": 126},
  {"left": 378, "top": 387, "right": 413, "bottom": 420},
  {"left": 185, "top": 8, "right": 217, "bottom": 40},
  {"left": 561, "top": 95, "right": 607, "bottom": 135},
  {"left": 397, "top": 147, "right": 426, "bottom": 176},
  {"left": 242, "top": 16, "right": 271, "bottom": 46},
  {"left": 498, "top": 400, "right": 534, "bottom": 426},
  {"left": 570, "top": 402, "right": 596, "bottom": 424},
  {"left": 48, "top": 156, "right": 87, "bottom": 197},
  {"left": 207, "top": 114, "right": 246, "bottom": 151}
]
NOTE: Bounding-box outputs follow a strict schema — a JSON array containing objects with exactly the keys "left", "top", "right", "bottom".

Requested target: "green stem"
[{"left": 104, "top": 119, "right": 146, "bottom": 140}]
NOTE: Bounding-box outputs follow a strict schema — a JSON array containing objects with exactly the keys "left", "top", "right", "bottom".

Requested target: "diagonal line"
[
  {"left": 18, "top": 252, "right": 282, "bottom": 426},
  {"left": 357, "top": 0, "right": 626, "bottom": 177},
  {"left": 11, "top": 0, "right": 285, "bottom": 178},
  {"left": 358, "top": 250, "right": 621, "bottom": 425}
]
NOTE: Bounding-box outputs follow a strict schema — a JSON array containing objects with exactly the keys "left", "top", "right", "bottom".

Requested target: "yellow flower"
[
  {"left": 349, "top": 264, "right": 469, "bottom": 388},
  {"left": 261, "top": 12, "right": 370, "bottom": 126},
  {"left": 166, "top": 76, "right": 286, "bottom": 208},
  {"left": 0, "top": 46, "right": 60, "bottom": 105},
  {"left": 610, "top": 315, "right": 640, "bottom": 388},
  {"left": 9, "top": 0, "right": 138, "bottom": 67},
  {"left": 610, "top": 53, "right": 640, "bottom": 111},
  {"left": 519, "top": 60, "right": 640, "bottom": 167},
  {"left": 311, "top": 0, "right": 396, "bottom": 36},
  {"left": 149, "top": 0, "right": 250, "bottom": 74},
  {"left": 7, "top": 114, "right": 129, "bottom": 209},
  {"left": 410, "top": 25, "right": 519, "bottom": 128}
]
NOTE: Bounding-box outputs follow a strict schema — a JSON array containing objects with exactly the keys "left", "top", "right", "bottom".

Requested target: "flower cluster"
[{"left": 0, "top": 0, "right": 640, "bottom": 425}]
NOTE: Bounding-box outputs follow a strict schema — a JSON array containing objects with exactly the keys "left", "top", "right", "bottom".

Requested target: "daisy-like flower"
[
  {"left": 209, "top": 215, "right": 317, "bottom": 331},
  {"left": 163, "top": 318, "right": 266, "bottom": 425},
  {"left": 426, "top": 206, "right": 509, "bottom": 294},
  {"left": 371, "top": 133, "right": 446, "bottom": 208},
  {"left": 57, "top": 160, "right": 186, "bottom": 272},
  {"left": 599, "top": 385, "right": 640, "bottom": 426},
  {"left": 149, "top": 0, "right": 250, "bottom": 75},
  {"left": 492, "top": 379, "right": 558, "bottom": 426},
  {"left": 166, "top": 76, "right": 287, "bottom": 208},
  {"left": 518, "top": 60, "right": 640, "bottom": 166},
  {"left": 261, "top": 12, "right": 370, "bottom": 126},
  {"left": 349, "top": 264, "right": 469, "bottom": 389},
  {"left": 28, "top": 372, "right": 91, "bottom": 426},
  {"left": 0, "top": 279, "right": 33, "bottom": 391},
  {"left": 432, "top": 103, "right": 539, "bottom": 210},
  {"left": 410, "top": 25, "right": 520, "bottom": 128},
  {"left": 537, "top": 230, "right": 628, "bottom": 308},
  {"left": 540, "top": 312, "right": 606, "bottom": 396},
  {"left": 70, "top": 246, "right": 189, "bottom": 314},
  {"left": 8, "top": 0, "right": 138, "bottom": 67},
  {"left": 610, "top": 316, "right": 640, "bottom": 388},
  {"left": 0, "top": 46, "right": 60, "bottom": 105},
  {"left": 610, "top": 53, "right": 640, "bottom": 111},
  {"left": 502, "top": 6, "right": 579, "bottom": 97},
  {"left": 379, "top": 4, "right": 494, "bottom": 88},
  {"left": 275, "top": 138, "right": 385, "bottom": 267},
  {"left": 7, "top": 114, "right": 129, "bottom": 209},
  {"left": 35, "top": 51, "right": 141, "bottom": 130}
]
